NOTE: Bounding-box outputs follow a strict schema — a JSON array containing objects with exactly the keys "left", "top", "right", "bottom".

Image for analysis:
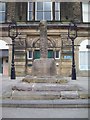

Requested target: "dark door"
[
  {"left": 34, "top": 50, "right": 40, "bottom": 59},
  {"left": 48, "top": 50, "right": 54, "bottom": 58},
  {"left": 0, "top": 58, "right": 3, "bottom": 73}
]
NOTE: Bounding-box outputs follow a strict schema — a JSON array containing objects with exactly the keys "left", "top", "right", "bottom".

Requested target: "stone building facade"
[{"left": 0, "top": 2, "right": 90, "bottom": 77}]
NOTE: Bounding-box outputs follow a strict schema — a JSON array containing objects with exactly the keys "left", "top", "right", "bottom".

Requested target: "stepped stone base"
[
  {"left": 11, "top": 90, "right": 80, "bottom": 100},
  {"left": 2, "top": 82, "right": 88, "bottom": 100},
  {"left": 22, "top": 76, "right": 68, "bottom": 84}
]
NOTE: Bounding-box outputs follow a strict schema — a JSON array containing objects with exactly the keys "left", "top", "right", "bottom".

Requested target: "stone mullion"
[
  {"left": 33, "top": 2, "right": 35, "bottom": 20},
  {"left": 72, "top": 2, "right": 81, "bottom": 21},
  {"left": 52, "top": 2, "right": 55, "bottom": 21}
]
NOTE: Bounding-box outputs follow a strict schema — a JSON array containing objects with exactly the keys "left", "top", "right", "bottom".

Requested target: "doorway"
[
  {"left": 0, "top": 58, "right": 3, "bottom": 74},
  {"left": 0, "top": 40, "right": 9, "bottom": 76}
]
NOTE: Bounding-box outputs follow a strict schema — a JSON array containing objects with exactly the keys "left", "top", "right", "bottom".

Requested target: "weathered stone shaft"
[
  {"left": 31, "top": 20, "right": 56, "bottom": 77},
  {"left": 39, "top": 20, "right": 48, "bottom": 58}
]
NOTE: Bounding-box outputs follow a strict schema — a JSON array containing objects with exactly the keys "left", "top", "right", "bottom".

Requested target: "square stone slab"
[{"left": 61, "top": 91, "right": 79, "bottom": 99}]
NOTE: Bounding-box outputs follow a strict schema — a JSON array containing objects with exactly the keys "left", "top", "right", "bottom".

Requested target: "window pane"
[
  {"left": 29, "top": 2, "right": 33, "bottom": 11},
  {"left": 83, "top": 12, "right": 88, "bottom": 22},
  {"left": 55, "top": 2, "right": 60, "bottom": 11},
  {"left": 35, "top": 2, "right": 52, "bottom": 20},
  {"left": 37, "top": 12, "right": 43, "bottom": 20},
  {"left": 55, "top": 12, "right": 60, "bottom": 20},
  {"left": 29, "top": 51, "right": 32, "bottom": 58},
  {"left": 44, "top": 2, "right": 51, "bottom": 11},
  {"left": 44, "top": 12, "right": 51, "bottom": 20},
  {"left": 37, "top": 2, "right": 43, "bottom": 10},
  {"left": 0, "top": 3, "right": 5, "bottom": 23},
  {"left": 82, "top": 3, "right": 90, "bottom": 22},
  {"left": 48, "top": 50, "right": 54, "bottom": 58},
  {"left": 64, "top": 55, "right": 72, "bottom": 59},
  {"left": 55, "top": 51, "right": 60, "bottom": 58},
  {"left": 0, "top": 12, "right": 5, "bottom": 22},
  {"left": 0, "top": 3, "right": 5, "bottom": 11},
  {"left": 29, "top": 12, "right": 33, "bottom": 20},
  {"left": 34, "top": 50, "right": 40, "bottom": 59},
  {"left": 0, "top": 13, "right": 2, "bottom": 22},
  {"left": 79, "top": 51, "right": 90, "bottom": 70}
]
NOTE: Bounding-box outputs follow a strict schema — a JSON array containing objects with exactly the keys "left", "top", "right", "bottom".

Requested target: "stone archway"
[
  {"left": 31, "top": 37, "right": 56, "bottom": 48},
  {"left": 30, "top": 38, "right": 56, "bottom": 59},
  {"left": 0, "top": 40, "right": 9, "bottom": 75}
]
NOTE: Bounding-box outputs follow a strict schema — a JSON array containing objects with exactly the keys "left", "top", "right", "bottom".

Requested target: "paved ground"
[
  {"left": 2, "top": 108, "right": 89, "bottom": 118},
  {"left": 0, "top": 75, "right": 89, "bottom": 118}
]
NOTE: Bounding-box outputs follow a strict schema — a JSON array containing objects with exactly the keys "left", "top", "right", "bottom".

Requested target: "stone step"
[
  {"left": 11, "top": 91, "right": 79, "bottom": 100},
  {"left": 2, "top": 82, "right": 88, "bottom": 100},
  {"left": 22, "top": 76, "right": 68, "bottom": 84},
  {"left": 11, "top": 91, "right": 61, "bottom": 100},
  {"left": 12, "top": 83, "right": 84, "bottom": 92},
  {"left": 6, "top": 90, "right": 88, "bottom": 100},
  {"left": 1, "top": 99, "right": 89, "bottom": 108}
]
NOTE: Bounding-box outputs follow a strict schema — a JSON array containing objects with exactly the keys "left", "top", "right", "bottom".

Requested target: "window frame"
[
  {"left": 55, "top": 2, "right": 60, "bottom": 20},
  {"left": 35, "top": 2, "right": 52, "bottom": 20},
  {"left": 79, "top": 51, "right": 90, "bottom": 70},
  {"left": 54, "top": 50, "right": 60, "bottom": 59},
  {"left": 82, "top": 2, "right": 90, "bottom": 23},
  {"left": 79, "top": 39, "right": 90, "bottom": 70},
  {"left": 27, "top": 50, "right": 33, "bottom": 60},
  {"left": 27, "top": 2, "right": 60, "bottom": 21}
]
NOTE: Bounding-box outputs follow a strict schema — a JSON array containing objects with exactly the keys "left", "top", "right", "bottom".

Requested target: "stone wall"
[
  {"left": 6, "top": 2, "right": 16, "bottom": 22},
  {"left": 6, "top": 2, "right": 82, "bottom": 22},
  {"left": 0, "top": 28, "right": 89, "bottom": 77},
  {"left": 6, "top": 2, "right": 27, "bottom": 22},
  {"left": 14, "top": 35, "right": 27, "bottom": 76},
  {"left": 60, "top": 2, "right": 81, "bottom": 22}
]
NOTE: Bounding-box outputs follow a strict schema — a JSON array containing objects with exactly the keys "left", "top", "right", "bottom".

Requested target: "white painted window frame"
[
  {"left": 27, "top": 2, "right": 30, "bottom": 21},
  {"left": 27, "top": 50, "right": 33, "bottom": 60},
  {"left": 54, "top": 50, "right": 60, "bottom": 59},
  {"left": 55, "top": 2, "right": 60, "bottom": 20},
  {"left": 79, "top": 39, "right": 90, "bottom": 70},
  {"left": 27, "top": 2, "right": 63, "bottom": 21},
  {"left": 82, "top": 2, "right": 90, "bottom": 22},
  {"left": 35, "top": 2, "right": 52, "bottom": 20}
]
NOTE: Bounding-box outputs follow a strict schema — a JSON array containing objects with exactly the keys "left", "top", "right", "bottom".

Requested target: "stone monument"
[
  {"left": 22, "top": 20, "right": 67, "bottom": 83},
  {"left": 3, "top": 21, "right": 87, "bottom": 101},
  {"left": 31, "top": 20, "right": 56, "bottom": 77}
]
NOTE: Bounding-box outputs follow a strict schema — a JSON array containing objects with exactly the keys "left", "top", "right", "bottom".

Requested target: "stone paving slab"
[
  {"left": 22, "top": 75, "right": 68, "bottom": 84},
  {"left": 12, "top": 82, "right": 85, "bottom": 91},
  {"left": 3, "top": 90, "right": 88, "bottom": 100},
  {"left": 61, "top": 91, "right": 79, "bottom": 99},
  {"left": 11, "top": 91, "right": 61, "bottom": 100},
  {"left": 33, "top": 84, "right": 83, "bottom": 91},
  {"left": 79, "top": 91, "right": 89, "bottom": 99}
]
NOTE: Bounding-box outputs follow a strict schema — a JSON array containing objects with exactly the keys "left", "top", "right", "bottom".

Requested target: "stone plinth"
[{"left": 32, "top": 58, "right": 56, "bottom": 77}]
